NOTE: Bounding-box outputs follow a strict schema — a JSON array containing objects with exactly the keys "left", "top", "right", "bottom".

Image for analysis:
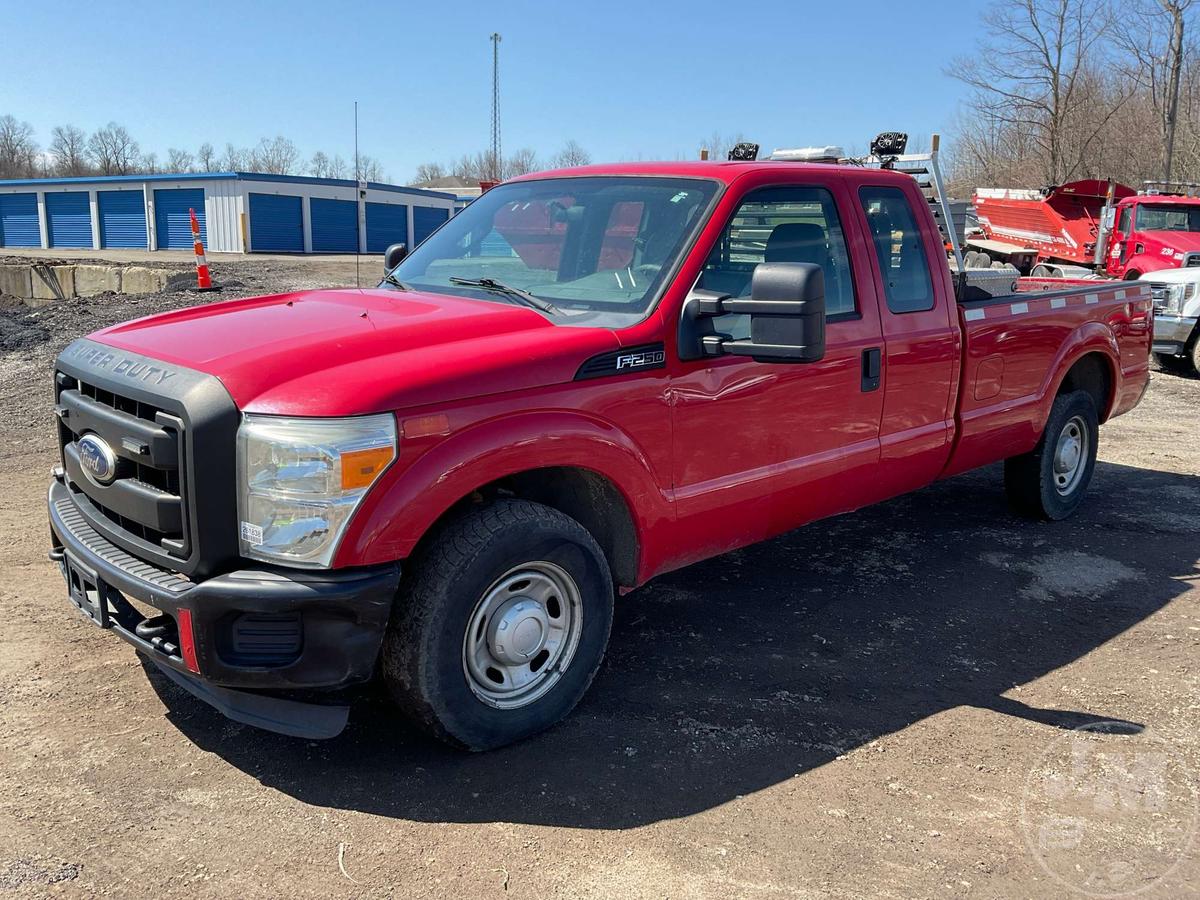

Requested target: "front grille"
[
  {"left": 1148, "top": 282, "right": 1172, "bottom": 311},
  {"left": 1185, "top": 253, "right": 1199, "bottom": 268},
  {"left": 56, "top": 371, "right": 191, "bottom": 563}
]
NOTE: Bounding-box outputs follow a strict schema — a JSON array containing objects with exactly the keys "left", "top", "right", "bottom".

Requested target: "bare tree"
[
  {"left": 220, "top": 143, "right": 247, "bottom": 171},
  {"left": 138, "top": 150, "right": 159, "bottom": 174},
  {"left": 949, "top": 0, "right": 1132, "bottom": 185},
  {"left": 698, "top": 132, "right": 746, "bottom": 162},
  {"left": 196, "top": 142, "right": 217, "bottom": 172},
  {"left": 0, "top": 115, "right": 39, "bottom": 178},
  {"left": 87, "top": 122, "right": 140, "bottom": 175},
  {"left": 251, "top": 135, "right": 300, "bottom": 174},
  {"left": 355, "top": 155, "right": 386, "bottom": 182},
  {"left": 166, "top": 147, "right": 194, "bottom": 173},
  {"left": 309, "top": 150, "right": 331, "bottom": 178},
  {"left": 550, "top": 140, "right": 591, "bottom": 168},
  {"left": 413, "top": 161, "right": 447, "bottom": 183},
  {"left": 327, "top": 155, "right": 349, "bottom": 179},
  {"left": 504, "top": 147, "right": 540, "bottom": 177},
  {"left": 48, "top": 125, "right": 90, "bottom": 176},
  {"left": 1117, "top": 0, "right": 1196, "bottom": 180}
]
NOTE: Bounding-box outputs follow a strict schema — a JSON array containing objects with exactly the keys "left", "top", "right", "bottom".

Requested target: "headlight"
[
  {"left": 1163, "top": 283, "right": 1195, "bottom": 314},
  {"left": 237, "top": 414, "right": 396, "bottom": 567}
]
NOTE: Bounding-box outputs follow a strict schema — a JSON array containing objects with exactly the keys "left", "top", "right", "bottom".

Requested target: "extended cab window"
[
  {"left": 859, "top": 186, "right": 934, "bottom": 314},
  {"left": 697, "top": 186, "right": 857, "bottom": 340},
  {"left": 386, "top": 176, "right": 716, "bottom": 326}
]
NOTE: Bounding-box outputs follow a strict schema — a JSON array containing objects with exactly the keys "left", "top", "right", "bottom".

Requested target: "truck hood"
[
  {"left": 92, "top": 288, "right": 622, "bottom": 415},
  {"left": 1140, "top": 265, "right": 1200, "bottom": 285},
  {"left": 1141, "top": 231, "right": 1200, "bottom": 255}
]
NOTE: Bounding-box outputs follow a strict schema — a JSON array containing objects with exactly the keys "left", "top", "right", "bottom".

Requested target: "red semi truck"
[
  {"left": 48, "top": 160, "right": 1152, "bottom": 749},
  {"left": 971, "top": 180, "right": 1200, "bottom": 279}
]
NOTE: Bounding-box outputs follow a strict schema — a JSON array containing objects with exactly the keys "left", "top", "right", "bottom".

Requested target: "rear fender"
[
  {"left": 332, "top": 412, "right": 670, "bottom": 579},
  {"left": 1036, "top": 323, "right": 1120, "bottom": 429}
]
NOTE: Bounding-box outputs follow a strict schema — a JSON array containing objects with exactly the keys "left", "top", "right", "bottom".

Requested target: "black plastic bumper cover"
[{"left": 48, "top": 476, "right": 401, "bottom": 738}]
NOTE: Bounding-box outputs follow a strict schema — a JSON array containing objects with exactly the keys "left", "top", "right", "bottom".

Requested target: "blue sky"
[{"left": 4, "top": 0, "right": 984, "bottom": 181}]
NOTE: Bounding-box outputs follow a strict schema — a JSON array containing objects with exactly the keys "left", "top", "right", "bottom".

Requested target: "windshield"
[
  {"left": 1134, "top": 203, "right": 1200, "bottom": 232},
  {"left": 384, "top": 176, "right": 718, "bottom": 325}
]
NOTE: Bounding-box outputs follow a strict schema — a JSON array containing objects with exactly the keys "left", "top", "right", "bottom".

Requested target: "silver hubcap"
[
  {"left": 463, "top": 561, "right": 583, "bottom": 709},
  {"left": 1052, "top": 415, "right": 1089, "bottom": 496}
]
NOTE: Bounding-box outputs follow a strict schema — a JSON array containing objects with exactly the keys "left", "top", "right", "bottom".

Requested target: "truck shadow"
[{"left": 145, "top": 460, "right": 1199, "bottom": 829}]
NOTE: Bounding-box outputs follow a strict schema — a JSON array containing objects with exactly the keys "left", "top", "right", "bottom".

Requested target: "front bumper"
[
  {"left": 48, "top": 474, "right": 400, "bottom": 737},
  {"left": 1152, "top": 314, "right": 1198, "bottom": 355}
]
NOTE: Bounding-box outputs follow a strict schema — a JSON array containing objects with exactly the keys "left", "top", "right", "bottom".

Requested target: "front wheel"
[
  {"left": 382, "top": 499, "right": 614, "bottom": 750},
  {"left": 1004, "top": 390, "right": 1099, "bottom": 520}
]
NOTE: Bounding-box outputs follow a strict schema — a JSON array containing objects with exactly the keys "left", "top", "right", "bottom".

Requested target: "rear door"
[
  {"left": 669, "top": 175, "right": 885, "bottom": 563},
  {"left": 854, "top": 183, "right": 959, "bottom": 493}
]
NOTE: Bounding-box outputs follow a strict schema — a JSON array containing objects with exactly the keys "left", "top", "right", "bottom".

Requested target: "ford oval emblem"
[{"left": 78, "top": 434, "right": 118, "bottom": 486}]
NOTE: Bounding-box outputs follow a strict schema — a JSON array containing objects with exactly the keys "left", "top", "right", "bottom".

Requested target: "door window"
[
  {"left": 697, "top": 186, "right": 857, "bottom": 339},
  {"left": 858, "top": 186, "right": 935, "bottom": 314}
]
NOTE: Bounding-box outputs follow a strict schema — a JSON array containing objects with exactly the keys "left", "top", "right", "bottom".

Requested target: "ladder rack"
[{"left": 853, "top": 134, "right": 966, "bottom": 274}]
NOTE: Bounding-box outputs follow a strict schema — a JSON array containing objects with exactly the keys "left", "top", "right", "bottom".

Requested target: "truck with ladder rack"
[{"left": 47, "top": 133, "right": 1153, "bottom": 749}]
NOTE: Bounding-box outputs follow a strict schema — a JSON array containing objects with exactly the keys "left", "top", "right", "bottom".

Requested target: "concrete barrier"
[
  {"left": 74, "top": 265, "right": 122, "bottom": 296},
  {"left": 1, "top": 262, "right": 175, "bottom": 304}
]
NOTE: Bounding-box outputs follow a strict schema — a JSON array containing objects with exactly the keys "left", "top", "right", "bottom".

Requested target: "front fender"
[{"left": 332, "top": 411, "right": 671, "bottom": 576}]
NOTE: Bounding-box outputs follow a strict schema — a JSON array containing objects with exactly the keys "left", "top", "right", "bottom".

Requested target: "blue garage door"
[
  {"left": 98, "top": 190, "right": 147, "bottom": 248},
  {"left": 0, "top": 193, "right": 40, "bottom": 247},
  {"left": 154, "top": 188, "right": 206, "bottom": 249},
  {"left": 46, "top": 192, "right": 92, "bottom": 248},
  {"left": 413, "top": 206, "right": 450, "bottom": 246},
  {"left": 310, "top": 198, "right": 358, "bottom": 252},
  {"left": 249, "top": 193, "right": 304, "bottom": 253},
  {"left": 366, "top": 202, "right": 408, "bottom": 253}
]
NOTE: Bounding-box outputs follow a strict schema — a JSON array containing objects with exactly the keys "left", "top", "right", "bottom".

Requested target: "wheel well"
[
  {"left": 1058, "top": 353, "right": 1113, "bottom": 421},
  {"left": 1123, "top": 270, "right": 1141, "bottom": 281},
  {"left": 428, "top": 467, "right": 640, "bottom": 588}
]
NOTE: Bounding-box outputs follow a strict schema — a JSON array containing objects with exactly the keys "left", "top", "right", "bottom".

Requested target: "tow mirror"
[
  {"left": 678, "top": 262, "right": 827, "bottom": 363},
  {"left": 383, "top": 243, "right": 408, "bottom": 271}
]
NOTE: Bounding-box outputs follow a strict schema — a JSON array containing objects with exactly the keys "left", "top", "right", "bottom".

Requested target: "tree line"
[
  {"left": 0, "top": 119, "right": 389, "bottom": 182},
  {"left": 412, "top": 140, "right": 593, "bottom": 185},
  {"left": 946, "top": 0, "right": 1198, "bottom": 194}
]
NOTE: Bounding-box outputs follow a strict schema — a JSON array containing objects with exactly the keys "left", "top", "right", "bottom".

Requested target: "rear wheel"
[
  {"left": 1004, "top": 390, "right": 1099, "bottom": 520},
  {"left": 382, "top": 499, "right": 614, "bottom": 750}
]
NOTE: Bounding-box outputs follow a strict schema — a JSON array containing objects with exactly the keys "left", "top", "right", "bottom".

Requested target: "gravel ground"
[{"left": 0, "top": 258, "right": 1197, "bottom": 898}]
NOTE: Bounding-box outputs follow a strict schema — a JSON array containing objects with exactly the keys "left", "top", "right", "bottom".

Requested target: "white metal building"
[{"left": 0, "top": 172, "right": 457, "bottom": 254}]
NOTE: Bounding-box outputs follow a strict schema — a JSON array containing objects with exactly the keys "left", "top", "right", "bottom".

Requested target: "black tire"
[
  {"left": 1154, "top": 352, "right": 1191, "bottom": 375},
  {"left": 1004, "top": 390, "right": 1099, "bottom": 520},
  {"left": 382, "top": 499, "right": 614, "bottom": 751},
  {"left": 1191, "top": 338, "right": 1200, "bottom": 378}
]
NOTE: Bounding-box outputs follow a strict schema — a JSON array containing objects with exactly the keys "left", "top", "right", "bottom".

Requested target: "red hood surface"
[
  {"left": 1141, "top": 231, "right": 1200, "bottom": 254},
  {"left": 92, "top": 288, "right": 622, "bottom": 415}
]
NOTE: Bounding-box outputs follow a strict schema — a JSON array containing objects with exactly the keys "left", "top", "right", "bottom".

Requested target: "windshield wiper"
[
  {"left": 380, "top": 271, "right": 411, "bottom": 290},
  {"left": 448, "top": 276, "right": 559, "bottom": 314}
]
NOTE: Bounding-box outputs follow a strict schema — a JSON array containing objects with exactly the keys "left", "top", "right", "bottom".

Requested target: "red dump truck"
[
  {"left": 971, "top": 180, "right": 1200, "bottom": 279},
  {"left": 48, "top": 158, "right": 1153, "bottom": 749}
]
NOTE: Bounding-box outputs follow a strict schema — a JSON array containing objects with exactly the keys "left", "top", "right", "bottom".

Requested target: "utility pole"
[
  {"left": 1162, "top": 3, "right": 1186, "bottom": 184},
  {"left": 490, "top": 33, "right": 502, "bottom": 182}
]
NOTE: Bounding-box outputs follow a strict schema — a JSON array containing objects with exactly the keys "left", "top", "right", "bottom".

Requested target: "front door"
[{"left": 667, "top": 180, "right": 885, "bottom": 570}]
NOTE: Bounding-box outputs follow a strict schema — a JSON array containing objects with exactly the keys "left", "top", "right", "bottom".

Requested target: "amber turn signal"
[{"left": 340, "top": 445, "right": 395, "bottom": 490}]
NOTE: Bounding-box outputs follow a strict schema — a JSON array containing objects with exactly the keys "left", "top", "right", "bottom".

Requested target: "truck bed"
[{"left": 944, "top": 280, "right": 1154, "bottom": 477}]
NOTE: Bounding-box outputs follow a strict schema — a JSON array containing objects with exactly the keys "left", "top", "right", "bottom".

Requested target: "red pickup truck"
[{"left": 48, "top": 161, "right": 1153, "bottom": 749}]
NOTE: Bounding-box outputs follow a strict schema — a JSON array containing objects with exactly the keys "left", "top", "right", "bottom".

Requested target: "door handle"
[{"left": 861, "top": 347, "right": 881, "bottom": 392}]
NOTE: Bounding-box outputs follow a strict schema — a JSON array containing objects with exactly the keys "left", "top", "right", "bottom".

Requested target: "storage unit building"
[{"left": 0, "top": 173, "right": 454, "bottom": 254}]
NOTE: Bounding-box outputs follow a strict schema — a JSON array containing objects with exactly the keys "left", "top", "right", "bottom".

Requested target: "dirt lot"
[{"left": 0, "top": 254, "right": 1197, "bottom": 898}]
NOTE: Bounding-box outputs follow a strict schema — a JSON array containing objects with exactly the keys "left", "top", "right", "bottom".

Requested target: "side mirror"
[
  {"left": 383, "top": 243, "right": 408, "bottom": 271},
  {"left": 679, "top": 262, "right": 827, "bottom": 363}
]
